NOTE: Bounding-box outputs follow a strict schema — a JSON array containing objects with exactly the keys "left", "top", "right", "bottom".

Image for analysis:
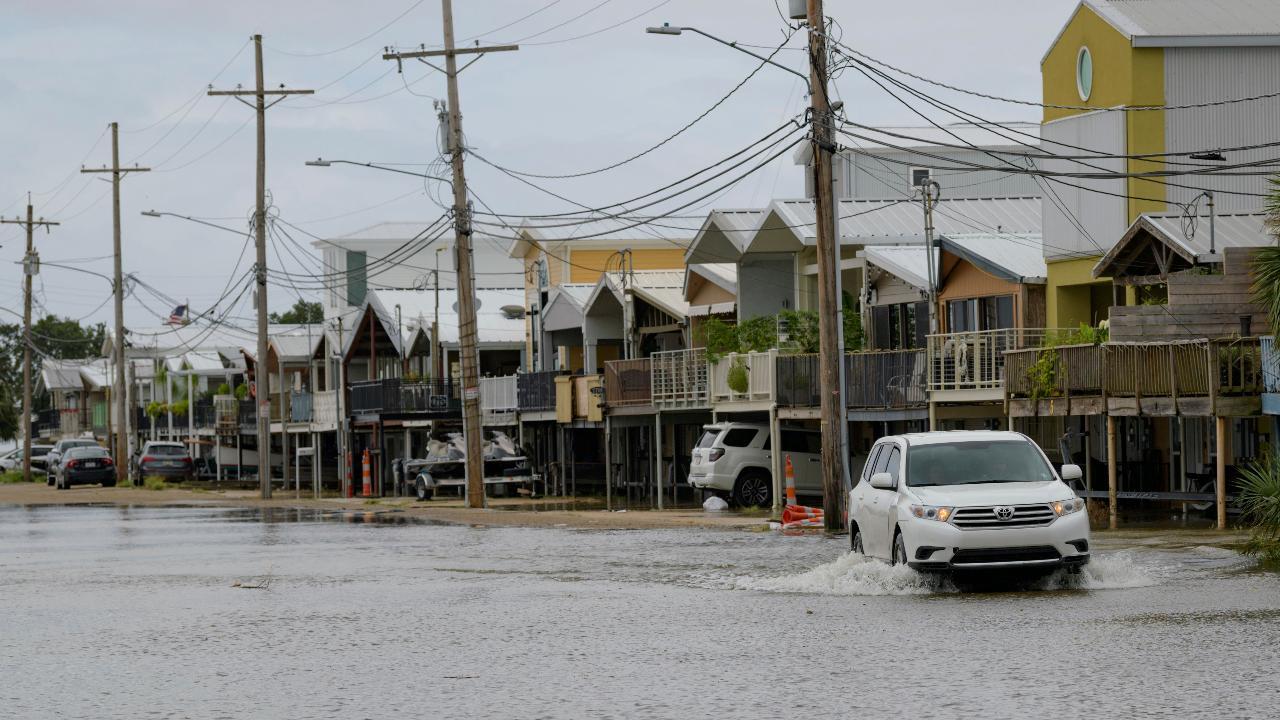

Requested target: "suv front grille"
[
  {"left": 951, "top": 504, "right": 1055, "bottom": 529},
  {"left": 951, "top": 546, "right": 1061, "bottom": 565}
]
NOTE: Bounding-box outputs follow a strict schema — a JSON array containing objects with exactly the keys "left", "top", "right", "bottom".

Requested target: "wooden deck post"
[
  {"left": 1106, "top": 414, "right": 1118, "bottom": 530},
  {"left": 654, "top": 412, "right": 663, "bottom": 511},
  {"left": 1215, "top": 415, "right": 1228, "bottom": 530},
  {"left": 603, "top": 418, "right": 612, "bottom": 511}
]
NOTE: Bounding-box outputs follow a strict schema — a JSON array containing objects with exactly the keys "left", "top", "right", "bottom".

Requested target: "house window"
[
  {"left": 346, "top": 251, "right": 367, "bottom": 306},
  {"left": 1076, "top": 46, "right": 1093, "bottom": 101},
  {"left": 947, "top": 295, "right": 1015, "bottom": 332},
  {"left": 871, "top": 301, "right": 927, "bottom": 350},
  {"left": 910, "top": 167, "right": 932, "bottom": 188}
]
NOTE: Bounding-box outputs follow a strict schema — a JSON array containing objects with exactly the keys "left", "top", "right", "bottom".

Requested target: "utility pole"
[
  {"left": 82, "top": 122, "right": 149, "bottom": 484},
  {"left": 2, "top": 201, "right": 58, "bottom": 483},
  {"left": 209, "top": 34, "right": 313, "bottom": 499},
  {"left": 383, "top": 0, "right": 518, "bottom": 509},
  {"left": 921, "top": 180, "right": 940, "bottom": 333},
  {"left": 805, "top": 0, "right": 844, "bottom": 531}
]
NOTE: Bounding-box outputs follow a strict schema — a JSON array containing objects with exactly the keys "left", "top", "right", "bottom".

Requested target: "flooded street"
[{"left": 3, "top": 505, "right": 1279, "bottom": 719}]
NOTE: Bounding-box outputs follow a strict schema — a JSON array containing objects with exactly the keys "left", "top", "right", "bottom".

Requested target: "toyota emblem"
[{"left": 994, "top": 506, "right": 1015, "bottom": 521}]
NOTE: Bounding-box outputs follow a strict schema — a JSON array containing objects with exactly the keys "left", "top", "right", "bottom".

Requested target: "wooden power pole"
[
  {"left": 209, "top": 34, "right": 313, "bottom": 499},
  {"left": 82, "top": 122, "right": 149, "bottom": 484},
  {"left": 805, "top": 0, "right": 845, "bottom": 530},
  {"left": 383, "top": 0, "right": 518, "bottom": 508},
  {"left": 2, "top": 201, "right": 58, "bottom": 483}
]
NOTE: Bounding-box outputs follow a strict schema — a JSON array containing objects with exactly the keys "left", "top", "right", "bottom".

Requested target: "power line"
[{"left": 267, "top": 0, "right": 429, "bottom": 57}]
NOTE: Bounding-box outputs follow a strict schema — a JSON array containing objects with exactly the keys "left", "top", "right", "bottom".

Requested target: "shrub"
[
  {"left": 726, "top": 361, "right": 750, "bottom": 394},
  {"left": 215, "top": 383, "right": 232, "bottom": 397},
  {"left": 735, "top": 315, "right": 777, "bottom": 354},
  {"left": 1, "top": 470, "right": 28, "bottom": 484},
  {"left": 1237, "top": 453, "right": 1280, "bottom": 565},
  {"left": 170, "top": 399, "right": 189, "bottom": 416},
  {"left": 699, "top": 316, "right": 739, "bottom": 363},
  {"left": 143, "top": 475, "right": 168, "bottom": 491},
  {"left": 234, "top": 383, "right": 250, "bottom": 400},
  {"left": 145, "top": 401, "right": 167, "bottom": 419},
  {"left": 1026, "top": 348, "right": 1059, "bottom": 401}
]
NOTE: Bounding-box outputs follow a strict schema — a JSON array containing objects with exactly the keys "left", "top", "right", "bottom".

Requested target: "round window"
[{"left": 1076, "top": 46, "right": 1093, "bottom": 101}]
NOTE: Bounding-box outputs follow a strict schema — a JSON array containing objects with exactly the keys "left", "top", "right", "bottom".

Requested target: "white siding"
[
  {"left": 1164, "top": 46, "right": 1280, "bottom": 213},
  {"left": 737, "top": 254, "right": 794, "bottom": 320},
  {"left": 874, "top": 273, "right": 922, "bottom": 306},
  {"left": 846, "top": 148, "right": 1042, "bottom": 200},
  {"left": 1040, "top": 111, "right": 1128, "bottom": 261}
]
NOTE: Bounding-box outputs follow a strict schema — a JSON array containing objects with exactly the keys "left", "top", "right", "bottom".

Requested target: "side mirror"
[
  {"left": 869, "top": 472, "right": 895, "bottom": 490},
  {"left": 1060, "top": 464, "right": 1082, "bottom": 482}
]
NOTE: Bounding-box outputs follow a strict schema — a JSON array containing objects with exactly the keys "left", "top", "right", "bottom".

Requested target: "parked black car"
[
  {"left": 55, "top": 446, "right": 116, "bottom": 489},
  {"left": 131, "top": 442, "right": 195, "bottom": 484},
  {"left": 45, "top": 439, "right": 102, "bottom": 485}
]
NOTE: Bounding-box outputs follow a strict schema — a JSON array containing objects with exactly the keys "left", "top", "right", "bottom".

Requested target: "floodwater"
[{"left": 2, "top": 506, "right": 1279, "bottom": 720}]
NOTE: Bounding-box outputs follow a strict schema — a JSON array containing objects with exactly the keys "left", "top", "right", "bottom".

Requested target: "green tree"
[
  {"left": 0, "top": 315, "right": 105, "bottom": 440},
  {"left": 269, "top": 299, "right": 323, "bottom": 324},
  {"left": 1254, "top": 177, "right": 1280, "bottom": 331}
]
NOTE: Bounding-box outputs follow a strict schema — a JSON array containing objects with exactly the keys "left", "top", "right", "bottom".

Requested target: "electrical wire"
[{"left": 267, "top": 0, "right": 429, "bottom": 57}]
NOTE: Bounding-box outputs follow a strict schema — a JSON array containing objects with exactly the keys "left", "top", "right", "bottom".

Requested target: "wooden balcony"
[
  {"left": 651, "top": 348, "right": 709, "bottom": 410},
  {"left": 709, "top": 350, "right": 776, "bottom": 411},
  {"left": 603, "top": 358, "right": 653, "bottom": 411},
  {"left": 1008, "top": 339, "right": 1262, "bottom": 417},
  {"left": 480, "top": 375, "right": 518, "bottom": 425},
  {"left": 1006, "top": 343, "right": 1105, "bottom": 417},
  {"left": 517, "top": 370, "right": 561, "bottom": 413}
]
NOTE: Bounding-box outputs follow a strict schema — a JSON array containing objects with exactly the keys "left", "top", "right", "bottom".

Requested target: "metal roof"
[
  {"left": 1093, "top": 211, "right": 1271, "bottom": 277},
  {"left": 507, "top": 215, "right": 697, "bottom": 258},
  {"left": 863, "top": 246, "right": 935, "bottom": 291},
  {"left": 540, "top": 283, "right": 595, "bottom": 333},
  {"left": 41, "top": 361, "right": 87, "bottom": 391},
  {"left": 684, "top": 209, "right": 766, "bottom": 264},
  {"left": 1087, "top": 0, "right": 1280, "bottom": 45},
  {"left": 686, "top": 263, "right": 738, "bottom": 296},
  {"left": 943, "top": 233, "right": 1048, "bottom": 283},
  {"left": 269, "top": 334, "right": 322, "bottom": 364},
  {"left": 762, "top": 196, "right": 1042, "bottom": 248},
  {"left": 318, "top": 222, "right": 525, "bottom": 288},
  {"left": 584, "top": 270, "right": 689, "bottom": 321}
]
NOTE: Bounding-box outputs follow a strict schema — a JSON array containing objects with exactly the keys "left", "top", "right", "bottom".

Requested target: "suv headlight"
[
  {"left": 909, "top": 505, "right": 953, "bottom": 522},
  {"left": 1052, "top": 497, "right": 1085, "bottom": 516}
]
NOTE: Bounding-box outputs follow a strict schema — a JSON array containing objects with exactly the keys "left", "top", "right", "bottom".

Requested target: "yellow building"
[
  {"left": 506, "top": 219, "right": 693, "bottom": 371},
  {"left": 1039, "top": 0, "right": 1280, "bottom": 328}
]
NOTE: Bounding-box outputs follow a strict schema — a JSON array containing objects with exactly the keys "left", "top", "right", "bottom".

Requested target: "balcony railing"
[
  {"left": 775, "top": 349, "right": 927, "bottom": 410},
  {"left": 651, "top": 348, "right": 708, "bottom": 409},
  {"left": 603, "top": 358, "right": 653, "bottom": 408},
  {"left": 928, "top": 328, "right": 1063, "bottom": 392},
  {"left": 313, "top": 390, "right": 338, "bottom": 428},
  {"left": 290, "top": 391, "right": 313, "bottom": 422},
  {"left": 349, "top": 378, "right": 460, "bottom": 415},
  {"left": 194, "top": 399, "right": 217, "bottom": 428},
  {"left": 709, "top": 350, "right": 776, "bottom": 406},
  {"left": 1005, "top": 343, "right": 1105, "bottom": 400},
  {"left": 481, "top": 375, "right": 518, "bottom": 424},
  {"left": 1262, "top": 336, "right": 1279, "bottom": 394},
  {"left": 517, "top": 370, "right": 561, "bottom": 412}
]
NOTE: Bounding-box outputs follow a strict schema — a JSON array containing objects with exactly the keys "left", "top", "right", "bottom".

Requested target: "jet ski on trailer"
[{"left": 408, "top": 430, "right": 533, "bottom": 500}]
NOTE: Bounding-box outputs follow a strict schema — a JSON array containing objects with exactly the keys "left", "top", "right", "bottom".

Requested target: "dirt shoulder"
[{"left": 0, "top": 481, "right": 771, "bottom": 531}]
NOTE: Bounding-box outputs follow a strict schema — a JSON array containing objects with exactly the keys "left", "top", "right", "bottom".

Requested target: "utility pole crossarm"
[
  {"left": 207, "top": 89, "right": 314, "bottom": 96},
  {"left": 0, "top": 219, "right": 59, "bottom": 227},
  {"left": 382, "top": 44, "right": 518, "bottom": 60}
]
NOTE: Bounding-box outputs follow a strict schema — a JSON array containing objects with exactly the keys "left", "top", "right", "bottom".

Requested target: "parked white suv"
[
  {"left": 688, "top": 422, "right": 821, "bottom": 507},
  {"left": 848, "top": 431, "right": 1090, "bottom": 572}
]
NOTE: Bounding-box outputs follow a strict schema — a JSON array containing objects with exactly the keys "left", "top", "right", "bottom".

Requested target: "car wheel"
[
  {"left": 892, "top": 532, "right": 908, "bottom": 566},
  {"left": 732, "top": 469, "right": 772, "bottom": 508},
  {"left": 850, "top": 526, "right": 865, "bottom": 555},
  {"left": 415, "top": 477, "right": 433, "bottom": 501}
]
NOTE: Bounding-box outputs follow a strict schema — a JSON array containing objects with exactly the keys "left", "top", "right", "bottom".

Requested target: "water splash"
[
  {"left": 732, "top": 552, "right": 956, "bottom": 596},
  {"left": 733, "top": 551, "right": 1158, "bottom": 596}
]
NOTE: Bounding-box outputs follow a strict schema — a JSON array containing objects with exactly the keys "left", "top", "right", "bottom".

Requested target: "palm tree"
[{"left": 1252, "top": 176, "right": 1280, "bottom": 332}]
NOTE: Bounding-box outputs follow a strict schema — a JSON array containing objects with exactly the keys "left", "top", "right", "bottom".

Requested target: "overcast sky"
[{"left": 0, "top": 0, "right": 1077, "bottom": 329}]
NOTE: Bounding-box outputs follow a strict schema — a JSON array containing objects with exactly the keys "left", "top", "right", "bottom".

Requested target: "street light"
[
  {"left": 141, "top": 210, "right": 248, "bottom": 236},
  {"left": 645, "top": 23, "right": 810, "bottom": 91},
  {"left": 305, "top": 157, "right": 452, "bottom": 185}
]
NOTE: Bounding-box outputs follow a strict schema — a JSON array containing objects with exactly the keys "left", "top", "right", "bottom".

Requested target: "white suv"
[
  {"left": 688, "top": 422, "right": 822, "bottom": 507},
  {"left": 848, "top": 431, "right": 1090, "bottom": 572}
]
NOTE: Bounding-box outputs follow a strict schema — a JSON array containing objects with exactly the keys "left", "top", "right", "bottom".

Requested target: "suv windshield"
[
  {"left": 908, "top": 440, "right": 1054, "bottom": 487},
  {"left": 147, "top": 445, "right": 188, "bottom": 457}
]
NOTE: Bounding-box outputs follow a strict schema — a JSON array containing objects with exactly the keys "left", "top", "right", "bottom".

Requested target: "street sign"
[
  {"left": 463, "top": 386, "right": 479, "bottom": 401},
  {"left": 258, "top": 400, "right": 270, "bottom": 419}
]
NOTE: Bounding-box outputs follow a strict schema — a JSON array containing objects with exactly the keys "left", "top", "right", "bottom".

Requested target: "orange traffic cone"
[
  {"left": 784, "top": 454, "right": 798, "bottom": 506},
  {"left": 361, "top": 449, "right": 372, "bottom": 498}
]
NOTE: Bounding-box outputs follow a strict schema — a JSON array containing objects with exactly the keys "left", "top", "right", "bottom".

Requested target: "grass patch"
[
  {"left": 142, "top": 475, "right": 168, "bottom": 491},
  {"left": 362, "top": 499, "right": 380, "bottom": 506},
  {"left": 1, "top": 469, "right": 31, "bottom": 484}
]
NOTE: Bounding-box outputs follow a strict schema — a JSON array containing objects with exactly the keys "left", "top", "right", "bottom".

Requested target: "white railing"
[
  {"left": 709, "top": 350, "right": 776, "bottom": 406},
  {"left": 1263, "top": 336, "right": 1280, "bottom": 394},
  {"left": 651, "top": 348, "right": 709, "bottom": 409},
  {"left": 928, "top": 328, "right": 1065, "bottom": 392},
  {"left": 481, "top": 375, "right": 519, "bottom": 424},
  {"left": 312, "top": 390, "right": 338, "bottom": 430}
]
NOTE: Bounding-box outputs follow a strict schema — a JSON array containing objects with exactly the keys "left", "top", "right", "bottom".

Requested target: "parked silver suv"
[{"left": 688, "top": 422, "right": 822, "bottom": 507}]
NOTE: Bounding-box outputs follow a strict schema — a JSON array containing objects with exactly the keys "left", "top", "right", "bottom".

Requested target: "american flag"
[{"left": 167, "top": 304, "right": 188, "bottom": 325}]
